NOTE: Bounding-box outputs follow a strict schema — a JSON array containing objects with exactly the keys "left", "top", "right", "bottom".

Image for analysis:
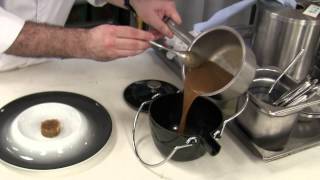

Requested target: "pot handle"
[
  {"left": 164, "top": 17, "right": 194, "bottom": 45},
  {"left": 132, "top": 98, "right": 198, "bottom": 167},
  {"left": 212, "top": 93, "right": 249, "bottom": 139},
  {"left": 202, "top": 132, "right": 221, "bottom": 156}
]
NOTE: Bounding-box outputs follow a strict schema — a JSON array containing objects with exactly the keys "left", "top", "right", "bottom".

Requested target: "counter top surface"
[{"left": 0, "top": 50, "right": 319, "bottom": 180}]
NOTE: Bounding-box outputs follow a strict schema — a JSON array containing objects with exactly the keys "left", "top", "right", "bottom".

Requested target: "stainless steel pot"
[
  {"left": 252, "top": 0, "right": 320, "bottom": 82},
  {"left": 237, "top": 68, "right": 320, "bottom": 151},
  {"left": 151, "top": 18, "right": 257, "bottom": 101}
]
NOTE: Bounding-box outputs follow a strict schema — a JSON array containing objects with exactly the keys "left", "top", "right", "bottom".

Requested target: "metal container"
[
  {"left": 252, "top": 0, "right": 320, "bottom": 82},
  {"left": 132, "top": 92, "right": 249, "bottom": 167},
  {"left": 299, "top": 104, "right": 320, "bottom": 122},
  {"left": 295, "top": 105, "right": 320, "bottom": 137},
  {"left": 237, "top": 68, "right": 299, "bottom": 151},
  {"left": 152, "top": 19, "right": 257, "bottom": 101}
]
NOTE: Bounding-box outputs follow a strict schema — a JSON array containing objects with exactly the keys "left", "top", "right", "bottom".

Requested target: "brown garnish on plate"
[{"left": 41, "top": 119, "right": 61, "bottom": 138}]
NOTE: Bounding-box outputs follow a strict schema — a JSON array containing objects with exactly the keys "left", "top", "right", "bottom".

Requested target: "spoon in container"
[{"left": 268, "top": 48, "right": 305, "bottom": 95}]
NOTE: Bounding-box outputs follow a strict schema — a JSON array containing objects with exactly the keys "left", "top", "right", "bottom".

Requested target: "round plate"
[
  {"left": 0, "top": 91, "right": 112, "bottom": 170},
  {"left": 123, "top": 80, "right": 179, "bottom": 112}
]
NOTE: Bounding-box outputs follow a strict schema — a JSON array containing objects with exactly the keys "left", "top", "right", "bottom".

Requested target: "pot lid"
[
  {"left": 259, "top": 0, "right": 320, "bottom": 23},
  {"left": 123, "top": 80, "right": 179, "bottom": 112}
]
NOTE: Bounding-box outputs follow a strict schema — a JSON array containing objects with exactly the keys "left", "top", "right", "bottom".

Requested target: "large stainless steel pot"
[
  {"left": 252, "top": 0, "right": 320, "bottom": 82},
  {"left": 151, "top": 18, "right": 257, "bottom": 101},
  {"left": 237, "top": 68, "right": 298, "bottom": 151},
  {"left": 237, "top": 68, "right": 320, "bottom": 151}
]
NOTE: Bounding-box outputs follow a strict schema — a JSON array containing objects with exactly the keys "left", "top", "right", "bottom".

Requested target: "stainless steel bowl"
[{"left": 237, "top": 68, "right": 299, "bottom": 151}]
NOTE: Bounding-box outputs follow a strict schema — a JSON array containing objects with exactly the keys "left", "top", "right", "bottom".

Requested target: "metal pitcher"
[{"left": 252, "top": 0, "right": 320, "bottom": 82}]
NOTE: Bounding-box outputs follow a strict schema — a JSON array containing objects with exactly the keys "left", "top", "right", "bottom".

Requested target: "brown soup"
[{"left": 178, "top": 61, "right": 233, "bottom": 134}]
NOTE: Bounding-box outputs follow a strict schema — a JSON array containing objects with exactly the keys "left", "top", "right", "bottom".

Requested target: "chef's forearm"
[{"left": 5, "top": 21, "right": 90, "bottom": 59}]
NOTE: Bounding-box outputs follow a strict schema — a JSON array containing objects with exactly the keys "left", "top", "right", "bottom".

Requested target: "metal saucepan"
[{"left": 150, "top": 17, "right": 256, "bottom": 101}]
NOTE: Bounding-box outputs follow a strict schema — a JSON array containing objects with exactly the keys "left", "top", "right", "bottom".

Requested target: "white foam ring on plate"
[{"left": 7, "top": 103, "right": 91, "bottom": 163}]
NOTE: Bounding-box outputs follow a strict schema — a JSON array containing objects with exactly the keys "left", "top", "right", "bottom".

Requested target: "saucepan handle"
[
  {"left": 132, "top": 98, "right": 197, "bottom": 167},
  {"left": 212, "top": 93, "right": 249, "bottom": 140},
  {"left": 201, "top": 133, "right": 221, "bottom": 156},
  {"left": 164, "top": 17, "right": 195, "bottom": 46}
]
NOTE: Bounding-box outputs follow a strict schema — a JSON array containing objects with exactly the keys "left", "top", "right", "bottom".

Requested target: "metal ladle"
[
  {"left": 149, "top": 41, "right": 205, "bottom": 68},
  {"left": 268, "top": 48, "right": 305, "bottom": 95}
]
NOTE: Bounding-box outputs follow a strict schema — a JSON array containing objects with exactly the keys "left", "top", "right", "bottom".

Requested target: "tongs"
[
  {"left": 250, "top": 90, "right": 320, "bottom": 116},
  {"left": 273, "top": 77, "right": 319, "bottom": 107}
]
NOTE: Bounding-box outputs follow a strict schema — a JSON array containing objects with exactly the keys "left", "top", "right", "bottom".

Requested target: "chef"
[{"left": 0, "top": 0, "right": 181, "bottom": 71}]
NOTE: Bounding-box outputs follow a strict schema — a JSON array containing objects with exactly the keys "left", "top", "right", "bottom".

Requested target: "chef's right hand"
[
  {"left": 86, "top": 24, "right": 155, "bottom": 61},
  {"left": 130, "top": 0, "right": 181, "bottom": 38}
]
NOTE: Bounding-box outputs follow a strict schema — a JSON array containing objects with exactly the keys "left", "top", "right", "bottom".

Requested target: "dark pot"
[
  {"left": 132, "top": 92, "right": 248, "bottom": 167},
  {"left": 149, "top": 93, "right": 222, "bottom": 161}
]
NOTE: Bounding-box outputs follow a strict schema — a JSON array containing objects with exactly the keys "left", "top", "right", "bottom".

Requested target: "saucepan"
[
  {"left": 150, "top": 17, "right": 256, "bottom": 101},
  {"left": 132, "top": 92, "right": 249, "bottom": 167}
]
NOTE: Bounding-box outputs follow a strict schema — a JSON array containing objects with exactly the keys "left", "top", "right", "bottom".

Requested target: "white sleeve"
[
  {"left": 87, "top": 0, "right": 108, "bottom": 7},
  {"left": 0, "top": 7, "right": 25, "bottom": 53}
]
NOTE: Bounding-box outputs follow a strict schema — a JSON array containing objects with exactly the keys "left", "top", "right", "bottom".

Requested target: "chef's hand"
[
  {"left": 130, "top": 0, "right": 182, "bottom": 38},
  {"left": 87, "top": 24, "right": 155, "bottom": 61}
]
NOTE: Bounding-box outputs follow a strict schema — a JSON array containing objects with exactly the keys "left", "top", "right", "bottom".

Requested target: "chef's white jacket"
[{"left": 0, "top": 0, "right": 106, "bottom": 71}]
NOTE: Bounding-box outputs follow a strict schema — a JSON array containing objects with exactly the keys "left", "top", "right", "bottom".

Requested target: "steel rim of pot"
[
  {"left": 258, "top": 0, "right": 320, "bottom": 25},
  {"left": 299, "top": 112, "right": 320, "bottom": 120},
  {"left": 132, "top": 93, "right": 249, "bottom": 167}
]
